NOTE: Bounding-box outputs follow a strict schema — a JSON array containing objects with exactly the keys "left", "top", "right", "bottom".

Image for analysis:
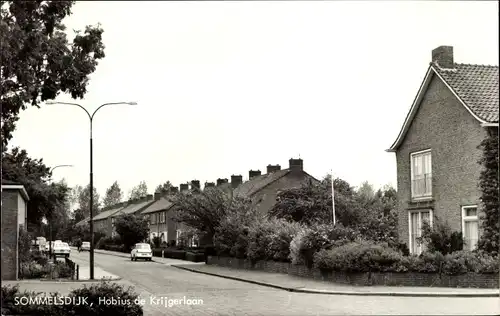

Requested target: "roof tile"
[{"left": 141, "top": 197, "right": 175, "bottom": 214}]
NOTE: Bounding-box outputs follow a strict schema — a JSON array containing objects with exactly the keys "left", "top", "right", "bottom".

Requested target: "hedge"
[{"left": 313, "top": 241, "right": 500, "bottom": 275}]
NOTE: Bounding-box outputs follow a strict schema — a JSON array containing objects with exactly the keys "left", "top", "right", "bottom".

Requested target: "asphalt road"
[{"left": 69, "top": 251, "right": 500, "bottom": 316}]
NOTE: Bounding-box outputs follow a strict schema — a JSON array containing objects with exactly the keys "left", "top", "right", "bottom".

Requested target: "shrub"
[
  {"left": 19, "top": 262, "right": 48, "bottom": 279},
  {"left": 68, "top": 281, "right": 143, "bottom": 315},
  {"left": 289, "top": 227, "right": 311, "bottom": 265},
  {"left": 164, "top": 249, "right": 186, "bottom": 260},
  {"left": 185, "top": 252, "right": 205, "bottom": 262},
  {"left": 1, "top": 285, "right": 63, "bottom": 315},
  {"left": 298, "top": 223, "right": 360, "bottom": 268},
  {"left": 442, "top": 252, "right": 468, "bottom": 275},
  {"left": 419, "top": 251, "right": 445, "bottom": 273},
  {"left": 246, "top": 220, "right": 279, "bottom": 262},
  {"left": 267, "top": 220, "right": 303, "bottom": 262},
  {"left": 313, "top": 241, "right": 402, "bottom": 272},
  {"left": 417, "top": 220, "right": 463, "bottom": 255},
  {"left": 475, "top": 252, "right": 500, "bottom": 274},
  {"left": 152, "top": 236, "right": 161, "bottom": 248}
]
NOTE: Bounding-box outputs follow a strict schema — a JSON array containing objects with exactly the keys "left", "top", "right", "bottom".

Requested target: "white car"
[
  {"left": 80, "top": 241, "right": 91, "bottom": 251},
  {"left": 131, "top": 243, "right": 152, "bottom": 261},
  {"left": 53, "top": 242, "right": 71, "bottom": 258}
]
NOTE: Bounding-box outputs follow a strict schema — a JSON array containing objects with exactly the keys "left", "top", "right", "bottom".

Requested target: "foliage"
[
  {"left": 103, "top": 181, "right": 123, "bottom": 208},
  {"left": 152, "top": 236, "right": 161, "bottom": 248},
  {"left": 114, "top": 214, "right": 149, "bottom": 251},
  {"left": 176, "top": 227, "right": 199, "bottom": 249},
  {"left": 68, "top": 281, "right": 143, "bottom": 315},
  {"left": 0, "top": 1, "right": 105, "bottom": 147},
  {"left": 1, "top": 285, "right": 63, "bottom": 315},
  {"left": 96, "top": 236, "right": 122, "bottom": 249},
  {"left": 2, "top": 147, "right": 70, "bottom": 225},
  {"left": 18, "top": 228, "right": 34, "bottom": 267},
  {"left": 314, "top": 241, "right": 402, "bottom": 272},
  {"left": 289, "top": 227, "right": 312, "bottom": 265},
  {"left": 73, "top": 184, "right": 101, "bottom": 218},
  {"left": 213, "top": 205, "right": 261, "bottom": 258},
  {"left": 155, "top": 181, "right": 173, "bottom": 194},
  {"left": 173, "top": 187, "right": 255, "bottom": 241},
  {"left": 129, "top": 180, "right": 148, "bottom": 200},
  {"left": 266, "top": 220, "right": 304, "bottom": 262},
  {"left": 416, "top": 219, "right": 463, "bottom": 255},
  {"left": 477, "top": 128, "right": 499, "bottom": 256}
]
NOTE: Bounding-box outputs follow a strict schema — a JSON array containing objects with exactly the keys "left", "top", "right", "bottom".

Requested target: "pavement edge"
[{"left": 171, "top": 265, "right": 500, "bottom": 298}]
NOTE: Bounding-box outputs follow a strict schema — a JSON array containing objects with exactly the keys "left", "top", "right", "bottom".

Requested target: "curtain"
[{"left": 464, "top": 220, "right": 479, "bottom": 251}]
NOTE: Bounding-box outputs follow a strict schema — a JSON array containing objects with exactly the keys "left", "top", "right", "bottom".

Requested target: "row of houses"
[{"left": 75, "top": 158, "right": 318, "bottom": 245}]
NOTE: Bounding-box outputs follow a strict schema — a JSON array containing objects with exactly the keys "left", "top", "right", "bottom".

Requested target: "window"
[
  {"left": 160, "top": 212, "right": 166, "bottom": 223},
  {"left": 151, "top": 213, "right": 157, "bottom": 224},
  {"left": 462, "top": 206, "right": 479, "bottom": 251},
  {"left": 176, "top": 230, "right": 182, "bottom": 243},
  {"left": 410, "top": 150, "right": 432, "bottom": 199},
  {"left": 408, "top": 210, "right": 433, "bottom": 255},
  {"left": 162, "top": 231, "right": 168, "bottom": 243}
]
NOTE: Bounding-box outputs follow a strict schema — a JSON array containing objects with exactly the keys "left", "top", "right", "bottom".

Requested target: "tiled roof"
[
  {"left": 75, "top": 217, "right": 89, "bottom": 226},
  {"left": 113, "top": 199, "right": 154, "bottom": 217},
  {"left": 92, "top": 205, "right": 125, "bottom": 221},
  {"left": 141, "top": 197, "right": 175, "bottom": 214},
  {"left": 433, "top": 63, "right": 499, "bottom": 123},
  {"left": 234, "top": 170, "right": 291, "bottom": 198}
]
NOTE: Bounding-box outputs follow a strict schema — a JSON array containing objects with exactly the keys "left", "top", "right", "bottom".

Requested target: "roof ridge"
[{"left": 454, "top": 62, "right": 499, "bottom": 68}]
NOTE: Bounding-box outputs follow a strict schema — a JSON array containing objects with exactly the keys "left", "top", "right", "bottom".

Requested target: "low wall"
[{"left": 207, "top": 256, "right": 499, "bottom": 289}]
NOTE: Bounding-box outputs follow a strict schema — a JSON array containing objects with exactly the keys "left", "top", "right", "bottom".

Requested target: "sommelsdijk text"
[{"left": 15, "top": 296, "right": 89, "bottom": 306}]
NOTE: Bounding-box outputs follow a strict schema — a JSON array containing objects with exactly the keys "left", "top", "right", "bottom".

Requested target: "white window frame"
[
  {"left": 461, "top": 205, "right": 479, "bottom": 251},
  {"left": 176, "top": 229, "right": 182, "bottom": 243},
  {"left": 410, "top": 149, "right": 432, "bottom": 200},
  {"left": 408, "top": 209, "right": 433, "bottom": 255}
]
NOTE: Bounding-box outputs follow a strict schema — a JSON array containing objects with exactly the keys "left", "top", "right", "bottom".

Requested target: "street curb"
[{"left": 171, "top": 265, "right": 500, "bottom": 298}]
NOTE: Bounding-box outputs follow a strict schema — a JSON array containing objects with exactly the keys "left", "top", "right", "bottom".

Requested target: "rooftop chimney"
[
  {"left": 231, "top": 175, "right": 243, "bottom": 188},
  {"left": 191, "top": 180, "right": 201, "bottom": 190},
  {"left": 216, "top": 178, "right": 228, "bottom": 186},
  {"left": 180, "top": 183, "right": 189, "bottom": 192},
  {"left": 147, "top": 194, "right": 153, "bottom": 201},
  {"left": 170, "top": 186, "right": 179, "bottom": 194},
  {"left": 267, "top": 164, "right": 281, "bottom": 174},
  {"left": 205, "top": 182, "right": 215, "bottom": 189},
  {"left": 432, "top": 46, "right": 454, "bottom": 69},
  {"left": 154, "top": 192, "right": 161, "bottom": 201},
  {"left": 249, "top": 170, "right": 261, "bottom": 179},
  {"left": 289, "top": 158, "right": 303, "bottom": 172}
]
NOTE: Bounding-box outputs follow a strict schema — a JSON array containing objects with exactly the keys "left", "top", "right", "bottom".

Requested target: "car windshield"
[
  {"left": 136, "top": 244, "right": 151, "bottom": 250},
  {"left": 62, "top": 243, "right": 69, "bottom": 247}
]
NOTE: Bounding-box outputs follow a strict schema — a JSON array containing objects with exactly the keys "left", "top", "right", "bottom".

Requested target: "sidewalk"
[
  {"left": 172, "top": 264, "right": 500, "bottom": 298},
  {"left": 94, "top": 248, "right": 204, "bottom": 266}
]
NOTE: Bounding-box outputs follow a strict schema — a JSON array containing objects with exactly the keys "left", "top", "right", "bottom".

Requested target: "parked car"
[
  {"left": 80, "top": 241, "right": 91, "bottom": 251},
  {"left": 130, "top": 243, "right": 152, "bottom": 261},
  {"left": 53, "top": 242, "right": 71, "bottom": 258}
]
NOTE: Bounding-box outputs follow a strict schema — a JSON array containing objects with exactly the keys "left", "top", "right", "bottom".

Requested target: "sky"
[{"left": 9, "top": 1, "right": 499, "bottom": 202}]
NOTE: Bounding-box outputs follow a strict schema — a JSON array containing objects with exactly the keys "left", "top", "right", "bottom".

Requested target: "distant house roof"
[
  {"left": 388, "top": 62, "right": 499, "bottom": 152},
  {"left": 113, "top": 199, "right": 155, "bottom": 217},
  {"left": 141, "top": 197, "right": 175, "bottom": 215},
  {"left": 92, "top": 205, "right": 126, "bottom": 221},
  {"left": 75, "top": 217, "right": 90, "bottom": 227},
  {"left": 1, "top": 182, "right": 29, "bottom": 201}
]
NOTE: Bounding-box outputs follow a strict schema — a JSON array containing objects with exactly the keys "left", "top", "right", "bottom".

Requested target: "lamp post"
[
  {"left": 48, "top": 165, "right": 73, "bottom": 258},
  {"left": 46, "top": 101, "right": 137, "bottom": 279}
]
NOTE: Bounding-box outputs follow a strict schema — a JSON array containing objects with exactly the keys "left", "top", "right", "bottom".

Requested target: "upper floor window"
[
  {"left": 151, "top": 214, "right": 157, "bottom": 224},
  {"left": 160, "top": 212, "right": 166, "bottom": 223},
  {"left": 410, "top": 149, "right": 432, "bottom": 199},
  {"left": 462, "top": 206, "right": 479, "bottom": 251}
]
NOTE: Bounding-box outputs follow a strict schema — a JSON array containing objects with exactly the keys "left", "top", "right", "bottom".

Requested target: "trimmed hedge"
[
  {"left": 313, "top": 242, "right": 500, "bottom": 275},
  {"left": 185, "top": 252, "right": 205, "bottom": 262},
  {"left": 164, "top": 249, "right": 186, "bottom": 260}
]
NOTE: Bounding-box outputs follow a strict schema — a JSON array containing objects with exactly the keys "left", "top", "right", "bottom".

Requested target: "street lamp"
[
  {"left": 46, "top": 101, "right": 137, "bottom": 279},
  {"left": 48, "top": 165, "right": 74, "bottom": 258}
]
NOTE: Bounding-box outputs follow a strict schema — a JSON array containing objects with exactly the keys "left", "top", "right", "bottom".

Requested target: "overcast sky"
[{"left": 10, "top": 1, "right": 499, "bottom": 201}]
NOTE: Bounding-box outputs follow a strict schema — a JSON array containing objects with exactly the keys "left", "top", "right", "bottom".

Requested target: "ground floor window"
[
  {"left": 462, "top": 205, "right": 479, "bottom": 251},
  {"left": 408, "top": 210, "right": 432, "bottom": 255},
  {"left": 176, "top": 230, "right": 182, "bottom": 243},
  {"left": 162, "top": 231, "right": 168, "bottom": 243}
]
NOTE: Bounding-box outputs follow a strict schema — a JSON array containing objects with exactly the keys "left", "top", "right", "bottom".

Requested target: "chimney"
[
  {"left": 289, "top": 158, "right": 303, "bottom": 172},
  {"left": 154, "top": 192, "right": 161, "bottom": 201},
  {"left": 191, "top": 180, "right": 201, "bottom": 190},
  {"left": 432, "top": 46, "right": 454, "bottom": 69},
  {"left": 180, "top": 183, "right": 189, "bottom": 192},
  {"left": 231, "top": 175, "right": 243, "bottom": 188},
  {"left": 170, "top": 186, "right": 178, "bottom": 194},
  {"left": 204, "top": 182, "right": 215, "bottom": 189},
  {"left": 216, "top": 178, "right": 228, "bottom": 186},
  {"left": 267, "top": 164, "right": 281, "bottom": 174},
  {"left": 249, "top": 170, "right": 261, "bottom": 179},
  {"left": 146, "top": 194, "right": 153, "bottom": 201}
]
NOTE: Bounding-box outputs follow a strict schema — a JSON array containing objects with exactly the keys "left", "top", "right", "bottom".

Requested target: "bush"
[
  {"left": 19, "top": 261, "right": 48, "bottom": 279},
  {"left": 289, "top": 227, "right": 310, "bottom": 265},
  {"left": 185, "top": 252, "right": 205, "bottom": 262},
  {"left": 1, "top": 285, "right": 63, "bottom": 315},
  {"left": 103, "top": 245, "right": 127, "bottom": 253},
  {"left": 152, "top": 236, "right": 161, "bottom": 248},
  {"left": 164, "top": 249, "right": 186, "bottom": 260},
  {"left": 68, "top": 281, "right": 143, "bottom": 315},
  {"left": 313, "top": 241, "right": 402, "bottom": 272},
  {"left": 297, "top": 223, "right": 360, "bottom": 268},
  {"left": 417, "top": 220, "right": 463, "bottom": 255},
  {"left": 267, "top": 220, "right": 303, "bottom": 262}
]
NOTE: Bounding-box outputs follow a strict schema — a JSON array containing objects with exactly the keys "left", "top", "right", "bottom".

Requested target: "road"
[{"left": 69, "top": 250, "right": 499, "bottom": 316}]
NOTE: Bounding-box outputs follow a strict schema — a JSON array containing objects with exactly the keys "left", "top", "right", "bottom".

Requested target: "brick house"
[
  {"left": 1, "top": 180, "right": 30, "bottom": 280},
  {"left": 386, "top": 46, "right": 499, "bottom": 255},
  {"left": 109, "top": 195, "right": 155, "bottom": 238},
  {"left": 92, "top": 202, "right": 127, "bottom": 237},
  {"left": 141, "top": 187, "right": 179, "bottom": 243}
]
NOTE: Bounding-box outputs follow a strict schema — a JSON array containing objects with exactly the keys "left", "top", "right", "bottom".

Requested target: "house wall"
[
  {"left": 1, "top": 190, "right": 19, "bottom": 280},
  {"left": 17, "top": 194, "right": 26, "bottom": 229},
  {"left": 251, "top": 172, "right": 316, "bottom": 216},
  {"left": 396, "top": 74, "right": 487, "bottom": 246}
]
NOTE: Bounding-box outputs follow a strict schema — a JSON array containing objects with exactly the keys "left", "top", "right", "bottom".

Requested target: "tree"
[
  {"left": 172, "top": 188, "right": 254, "bottom": 242},
  {"left": 155, "top": 181, "right": 172, "bottom": 194},
  {"left": 1, "top": 147, "right": 69, "bottom": 226},
  {"left": 356, "top": 181, "right": 376, "bottom": 207},
  {"left": 129, "top": 181, "right": 148, "bottom": 199},
  {"left": 103, "top": 181, "right": 122, "bottom": 208},
  {"left": 48, "top": 179, "right": 72, "bottom": 239},
  {"left": 0, "top": 1, "right": 105, "bottom": 147},
  {"left": 477, "top": 128, "right": 499, "bottom": 256},
  {"left": 74, "top": 184, "right": 101, "bottom": 218},
  {"left": 114, "top": 214, "right": 149, "bottom": 250}
]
